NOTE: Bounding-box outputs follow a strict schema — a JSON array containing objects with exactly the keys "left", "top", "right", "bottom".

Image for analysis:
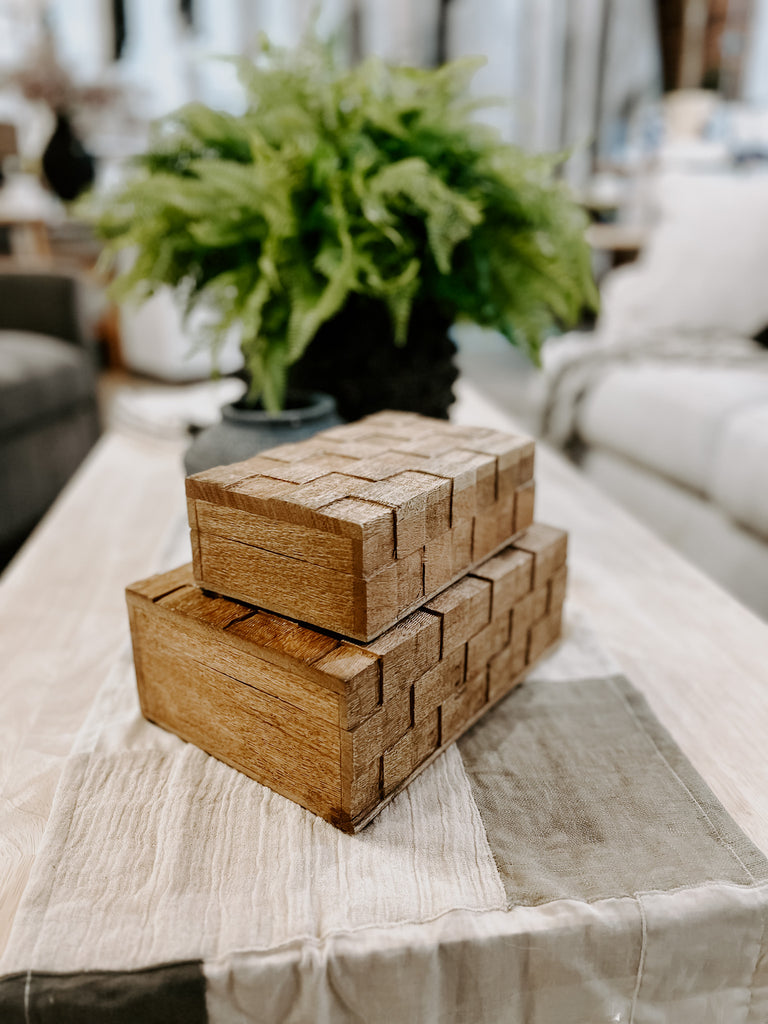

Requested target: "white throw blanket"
[{"left": 540, "top": 330, "right": 768, "bottom": 450}]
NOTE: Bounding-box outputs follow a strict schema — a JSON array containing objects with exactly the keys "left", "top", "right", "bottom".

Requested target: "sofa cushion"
[
  {"left": 577, "top": 364, "right": 768, "bottom": 496},
  {"left": 710, "top": 406, "right": 768, "bottom": 540},
  {"left": 0, "top": 331, "right": 97, "bottom": 435},
  {"left": 0, "top": 272, "right": 89, "bottom": 347}
]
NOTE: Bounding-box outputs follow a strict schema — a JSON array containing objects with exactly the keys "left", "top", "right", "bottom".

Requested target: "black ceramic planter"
[
  {"left": 184, "top": 390, "right": 341, "bottom": 476},
  {"left": 288, "top": 298, "right": 459, "bottom": 421}
]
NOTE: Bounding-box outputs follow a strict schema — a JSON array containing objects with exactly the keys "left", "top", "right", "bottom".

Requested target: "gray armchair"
[{"left": 0, "top": 271, "right": 101, "bottom": 565}]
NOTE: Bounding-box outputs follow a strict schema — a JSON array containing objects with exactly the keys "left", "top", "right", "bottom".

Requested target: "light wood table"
[
  {"left": 0, "top": 175, "right": 60, "bottom": 261},
  {"left": 0, "top": 431, "right": 186, "bottom": 954},
  {"left": 0, "top": 217, "right": 52, "bottom": 260},
  {"left": 2, "top": 382, "right": 768, "bottom": 958},
  {"left": 585, "top": 221, "right": 650, "bottom": 270}
]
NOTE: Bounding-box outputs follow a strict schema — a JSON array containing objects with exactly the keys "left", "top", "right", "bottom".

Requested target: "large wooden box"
[
  {"left": 127, "top": 523, "right": 567, "bottom": 833},
  {"left": 186, "top": 411, "right": 535, "bottom": 642}
]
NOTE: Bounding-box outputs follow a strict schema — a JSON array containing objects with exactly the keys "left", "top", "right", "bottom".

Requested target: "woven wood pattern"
[
  {"left": 127, "top": 523, "right": 567, "bottom": 833},
  {"left": 186, "top": 410, "right": 535, "bottom": 642}
]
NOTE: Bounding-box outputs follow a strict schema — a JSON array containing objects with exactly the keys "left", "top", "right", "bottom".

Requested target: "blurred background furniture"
[
  {"left": 0, "top": 270, "right": 101, "bottom": 566},
  {"left": 117, "top": 286, "right": 244, "bottom": 382},
  {"left": 458, "top": 165, "right": 768, "bottom": 622},
  {"left": 0, "top": 174, "right": 62, "bottom": 260},
  {"left": 537, "top": 170, "right": 768, "bottom": 619}
]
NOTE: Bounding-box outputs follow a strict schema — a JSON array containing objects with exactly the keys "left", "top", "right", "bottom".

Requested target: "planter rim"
[{"left": 221, "top": 390, "right": 338, "bottom": 427}]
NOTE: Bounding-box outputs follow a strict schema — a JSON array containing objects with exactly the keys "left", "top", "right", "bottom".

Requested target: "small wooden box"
[
  {"left": 186, "top": 411, "right": 536, "bottom": 642},
  {"left": 127, "top": 523, "right": 567, "bottom": 833}
]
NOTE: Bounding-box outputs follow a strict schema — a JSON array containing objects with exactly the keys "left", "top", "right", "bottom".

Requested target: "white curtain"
[
  {"left": 357, "top": 0, "right": 441, "bottom": 65},
  {"left": 744, "top": 0, "right": 768, "bottom": 104},
  {"left": 37, "top": 0, "right": 662, "bottom": 176},
  {"left": 449, "top": 0, "right": 661, "bottom": 183},
  {"left": 46, "top": 0, "right": 113, "bottom": 79},
  {"left": 119, "top": 0, "right": 193, "bottom": 116},
  {"left": 448, "top": 0, "right": 525, "bottom": 142}
]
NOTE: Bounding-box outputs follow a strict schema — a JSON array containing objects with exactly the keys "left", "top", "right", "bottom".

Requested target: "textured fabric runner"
[
  {"left": 2, "top": 521, "right": 767, "bottom": 1022},
  {"left": 460, "top": 674, "right": 768, "bottom": 905}
]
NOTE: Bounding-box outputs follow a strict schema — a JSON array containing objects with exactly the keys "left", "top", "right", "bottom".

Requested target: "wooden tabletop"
[
  {"left": 0, "top": 431, "right": 187, "bottom": 954},
  {"left": 2, "top": 382, "right": 768, "bottom": 956}
]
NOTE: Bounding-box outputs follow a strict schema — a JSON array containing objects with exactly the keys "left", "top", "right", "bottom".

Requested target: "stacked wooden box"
[{"left": 127, "top": 411, "right": 568, "bottom": 832}]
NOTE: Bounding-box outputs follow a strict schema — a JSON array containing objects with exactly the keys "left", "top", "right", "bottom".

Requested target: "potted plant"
[{"left": 88, "top": 36, "right": 597, "bottom": 465}]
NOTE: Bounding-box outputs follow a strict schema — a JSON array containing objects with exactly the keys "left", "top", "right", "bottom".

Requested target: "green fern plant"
[{"left": 88, "top": 36, "right": 598, "bottom": 411}]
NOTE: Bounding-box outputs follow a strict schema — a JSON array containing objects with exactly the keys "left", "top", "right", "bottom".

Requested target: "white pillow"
[{"left": 599, "top": 172, "right": 768, "bottom": 342}]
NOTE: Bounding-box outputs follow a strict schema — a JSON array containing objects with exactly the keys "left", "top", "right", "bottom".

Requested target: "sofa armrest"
[{"left": 0, "top": 271, "right": 94, "bottom": 356}]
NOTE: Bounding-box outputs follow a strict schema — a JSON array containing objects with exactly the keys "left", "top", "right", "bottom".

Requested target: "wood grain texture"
[
  {"left": 513, "top": 522, "right": 568, "bottom": 589},
  {"left": 472, "top": 545, "right": 533, "bottom": 615},
  {"left": 187, "top": 410, "right": 536, "bottom": 642},
  {"left": 514, "top": 479, "right": 536, "bottom": 534},
  {"left": 195, "top": 499, "right": 358, "bottom": 574},
  {"left": 466, "top": 613, "right": 511, "bottom": 679},
  {"left": 425, "top": 575, "right": 492, "bottom": 655},
  {"left": 365, "top": 609, "right": 443, "bottom": 701},
  {"left": 195, "top": 531, "right": 362, "bottom": 638},
  {"left": 472, "top": 495, "right": 515, "bottom": 562},
  {"left": 412, "top": 645, "right": 467, "bottom": 719},
  {"left": 127, "top": 521, "right": 567, "bottom": 832},
  {"left": 136, "top": 641, "right": 342, "bottom": 819}
]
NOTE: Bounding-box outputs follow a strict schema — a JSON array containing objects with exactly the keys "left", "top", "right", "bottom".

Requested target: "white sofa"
[{"left": 540, "top": 171, "right": 768, "bottom": 620}]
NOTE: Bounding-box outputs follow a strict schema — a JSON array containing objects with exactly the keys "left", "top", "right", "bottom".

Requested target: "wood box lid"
[{"left": 186, "top": 410, "right": 536, "bottom": 641}]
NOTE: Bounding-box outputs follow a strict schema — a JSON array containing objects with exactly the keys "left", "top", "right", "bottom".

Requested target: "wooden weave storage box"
[
  {"left": 186, "top": 410, "right": 535, "bottom": 642},
  {"left": 127, "top": 523, "right": 567, "bottom": 833}
]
